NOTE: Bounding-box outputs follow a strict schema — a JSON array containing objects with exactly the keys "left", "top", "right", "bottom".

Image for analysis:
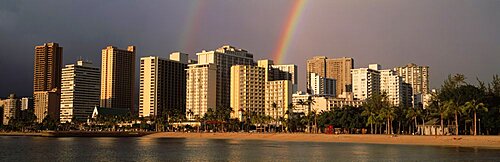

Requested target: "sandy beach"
[{"left": 146, "top": 132, "right": 500, "bottom": 148}]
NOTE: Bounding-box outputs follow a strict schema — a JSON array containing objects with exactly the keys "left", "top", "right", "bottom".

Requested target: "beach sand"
[{"left": 145, "top": 132, "right": 500, "bottom": 148}]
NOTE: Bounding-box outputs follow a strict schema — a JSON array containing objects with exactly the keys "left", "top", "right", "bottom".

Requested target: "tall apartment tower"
[
  {"left": 100, "top": 45, "right": 136, "bottom": 114},
  {"left": 380, "top": 69, "right": 411, "bottom": 107},
  {"left": 2, "top": 94, "right": 20, "bottom": 125},
  {"left": 353, "top": 64, "right": 413, "bottom": 107},
  {"left": 186, "top": 63, "right": 217, "bottom": 120},
  {"left": 194, "top": 45, "right": 254, "bottom": 111},
  {"left": 60, "top": 60, "right": 100, "bottom": 123},
  {"left": 394, "top": 63, "right": 429, "bottom": 94},
  {"left": 33, "top": 42, "right": 62, "bottom": 122},
  {"left": 306, "top": 56, "right": 353, "bottom": 96},
  {"left": 21, "top": 97, "right": 34, "bottom": 110},
  {"left": 230, "top": 65, "right": 266, "bottom": 121},
  {"left": 257, "top": 60, "right": 298, "bottom": 93},
  {"left": 139, "top": 53, "right": 188, "bottom": 118},
  {"left": 351, "top": 65, "right": 381, "bottom": 100},
  {"left": 309, "top": 73, "right": 336, "bottom": 97},
  {"left": 265, "top": 80, "right": 292, "bottom": 119}
]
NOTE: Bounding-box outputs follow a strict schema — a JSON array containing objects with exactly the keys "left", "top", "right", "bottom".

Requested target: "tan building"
[
  {"left": 100, "top": 45, "right": 136, "bottom": 114},
  {"left": 292, "top": 91, "right": 363, "bottom": 115},
  {"left": 34, "top": 89, "right": 60, "bottom": 122},
  {"left": 60, "top": 60, "right": 100, "bottom": 123},
  {"left": 186, "top": 63, "right": 217, "bottom": 120},
  {"left": 394, "top": 63, "right": 430, "bottom": 95},
  {"left": 21, "top": 97, "right": 33, "bottom": 110},
  {"left": 34, "top": 43, "right": 63, "bottom": 92},
  {"left": 196, "top": 45, "right": 254, "bottom": 110},
  {"left": 258, "top": 60, "right": 298, "bottom": 93},
  {"left": 265, "top": 80, "right": 292, "bottom": 119},
  {"left": 139, "top": 53, "right": 188, "bottom": 118},
  {"left": 2, "top": 94, "right": 20, "bottom": 125},
  {"left": 306, "top": 56, "right": 353, "bottom": 96},
  {"left": 33, "top": 42, "right": 62, "bottom": 123},
  {"left": 230, "top": 65, "right": 266, "bottom": 121}
]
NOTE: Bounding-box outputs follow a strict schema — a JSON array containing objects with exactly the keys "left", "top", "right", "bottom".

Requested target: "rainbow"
[
  {"left": 272, "top": 0, "right": 307, "bottom": 64},
  {"left": 180, "top": 0, "right": 205, "bottom": 52}
]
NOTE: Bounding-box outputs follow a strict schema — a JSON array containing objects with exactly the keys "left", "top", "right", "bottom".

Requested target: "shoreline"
[
  {"left": 2, "top": 131, "right": 500, "bottom": 149},
  {"left": 145, "top": 132, "right": 500, "bottom": 149},
  {"left": 0, "top": 131, "right": 153, "bottom": 137}
]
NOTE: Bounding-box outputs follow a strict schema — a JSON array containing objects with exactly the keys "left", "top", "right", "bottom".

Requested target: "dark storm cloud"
[{"left": 0, "top": 0, "right": 499, "bottom": 97}]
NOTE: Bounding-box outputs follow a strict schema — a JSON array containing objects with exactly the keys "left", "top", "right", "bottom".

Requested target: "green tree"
[{"left": 462, "top": 99, "right": 488, "bottom": 136}]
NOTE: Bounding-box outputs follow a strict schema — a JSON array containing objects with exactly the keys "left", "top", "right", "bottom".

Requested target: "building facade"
[
  {"left": 309, "top": 73, "right": 336, "bottom": 97},
  {"left": 292, "top": 91, "right": 363, "bottom": 114},
  {"left": 139, "top": 54, "right": 187, "bottom": 118},
  {"left": 185, "top": 63, "right": 217, "bottom": 120},
  {"left": 34, "top": 89, "right": 60, "bottom": 123},
  {"left": 21, "top": 97, "right": 33, "bottom": 110},
  {"left": 2, "top": 94, "right": 20, "bottom": 125},
  {"left": 60, "top": 60, "right": 100, "bottom": 123},
  {"left": 100, "top": 45, "right": 136, "bottom": 114},
  {"left": 34, "top": 43, "right": 63, "bottom": 92},
  {"left": 351, "top": 65, "right": 381, "bottom": 100},
  {"left": 265, "top": 80, "right": 292, "bottom": 119},
  {"left": 380, "top": 69, "right": 412, "bottom": 107},
  {"left": 230, "top": 65, "right": 266, "bottom": 121},
  {"left": 188, "top": 45, "right": 254, "bottom": 118},
  {"left": 394, "top": 63, "right": 429, "bottom": 95},
  {"left": 33, "top": 42, "right": 62, "bottom": 123},
  {"left": 306, "top": 56, "right": 353, "bottom": 96}
]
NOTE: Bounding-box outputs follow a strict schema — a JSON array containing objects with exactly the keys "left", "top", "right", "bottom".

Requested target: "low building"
[
  {"left": 3, "top": 94, "right": 20, "bottom": 125},
  {"left": 21, "top": 97, "right": 34, "bottom": 110},
  {"left": 91, "top": 106, "right": 130, "bottom": 119},
  {"left": 292, "top": 91, "right": 363, "bottom": 114},
  {"left": 34, "top": 89, "right": 60, "bottom": 123}
]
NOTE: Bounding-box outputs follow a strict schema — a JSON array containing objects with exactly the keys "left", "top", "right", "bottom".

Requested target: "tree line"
[{"left": 2, "top": 74, "right": 500, "bottom": 135}]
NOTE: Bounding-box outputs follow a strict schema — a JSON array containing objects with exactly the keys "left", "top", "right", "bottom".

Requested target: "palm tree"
[
  {"left": 405, "top": 107, "right": 419, "bottom": 134},
  {"left": 362, "top": 105, "right": 377, "bottom": 134},
  {"left": 306, "top": 96, "right": 316, "bottom": 133},
  {"left": 444, "top": 100, "right": 460, "bottom": 135},
  {"left": 462, "top": 99, "right": 488, "bottom": 136},
  {"left": 187, "top": 109, "right": 194, "bottom": 121}
]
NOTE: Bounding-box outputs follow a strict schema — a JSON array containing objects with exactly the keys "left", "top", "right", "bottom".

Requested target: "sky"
[{"left": 1, "top": 0, "right": 500, "bottom": 97}]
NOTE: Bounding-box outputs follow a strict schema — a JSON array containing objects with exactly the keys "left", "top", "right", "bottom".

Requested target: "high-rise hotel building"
[
  {"left": 33, "top": 42, "right": 62, "bottom": 122},
  {"left": 257, "top": 60, "right": 298, "bottom": 93},
  {"left": 230, "top": 65, "right": 266, "bottom": 120},
  {"left": 306, "top": 56, "right": 353, "bottom": 96},
  {"left": 2, "top": 94, "right": 20, "bottom": 125},
  {"left": 394, "top": 63, "right": 429, "bottom": 95},
  {"left": 352, "top": 64, "right": 412, "bottom": 107},
  {"left": 100, "top": 45, "right": 136, "bottom": 114},
  {"left": 351, "top": 64, "right": 381, "bottom": 100},
  {"left": 186, "top": 63, "right": 217, "bottom": 120},
  {"left": 139, "top": 53, "right": 188, "bottom": 118},
  {"left": 265, "top": 80, "right": 292, "bottom": 119},
  {"left": 309, "top": 73, "right": 336, "bottom": 97},
  {"left": 60, "top": 60, "right": 100, "bottom": 123},
  {"left": 186, "top": 45, "right": 254, "bottom": 119}
]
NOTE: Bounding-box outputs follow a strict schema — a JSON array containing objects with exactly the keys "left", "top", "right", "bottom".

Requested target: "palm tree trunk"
[
  {"left": 474, "top": 110, "right": 477, "bottom": 136},
  {"left": 455, "top": 111, "right": 459, "bottom": 136},
  {"left": 440, "top": 113, "right": 444, "bottom": 135},
  {"left": 422, "top": 118, "right": 425, "bottom": 135},
  {"left": 370, "top": 123, "right": 373, "bottom": 134},
  {"left": 414, "top": 118, "right": 417, "bottom": 135}
]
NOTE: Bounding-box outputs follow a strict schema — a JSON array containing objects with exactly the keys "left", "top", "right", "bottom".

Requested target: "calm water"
[{"left": 1, "top": 136, "right": 500, "bottom": 161}]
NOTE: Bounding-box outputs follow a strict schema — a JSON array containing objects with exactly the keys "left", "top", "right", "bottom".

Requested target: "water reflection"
[{"left": 1, "top": 137, "right": 500, "bottom": 161}]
